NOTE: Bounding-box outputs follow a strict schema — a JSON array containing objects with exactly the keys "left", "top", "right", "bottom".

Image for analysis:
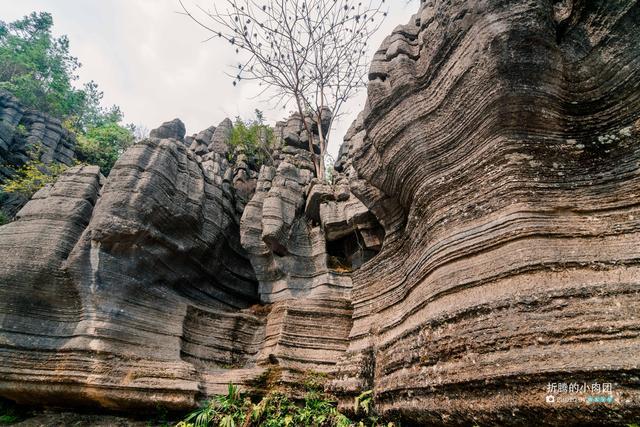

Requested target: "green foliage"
[
  {"left": 0, "top": 399, "right": 21, "bottom": 425},
  {"left": 354, "top": 390, "right": 373, "bottom": 416},
  {"left": 1, "top": 159, "right": 68, "bottom": 198},
  {"left": 75, "top": 122, "right": 134, "bottom": 175},
  {"left": 0, "top": 12, "right": 123, "bottom": 132},
  {"left": 303, "top": 371, "right": 328, "bottom": 393},
  {"left": 0, "top": 11, "right": 135, "bottom": 178},
  {"left": 352, "top": 390, "right": 398, "bottom": 427},
  {"left": 178, "top": 384, "right": 398, "bottom": 427},
  {"left": 74, "top": 80, "right": 124, "bottom": 130},
  {"left": 0, "top": 12, "right": 83, "bottom": 119},
  {"left": 182, "top": 383, "right": 249, "bottom": 427},
  {"left": 229, "top": 110, "right": 275, "bottom": 168},
  {"left": 0, "top": 414, "right": 18, "bottom": 425},
  {"left": 14, "top": 124, "right": 27, "bottom": 138},
  {"left": 0, "top": 211, "right": 8, "bottom": 226}
]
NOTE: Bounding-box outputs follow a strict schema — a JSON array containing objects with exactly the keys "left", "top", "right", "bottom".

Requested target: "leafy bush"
[
  {"left": 180, "top": 383, "right": 250, "bottom": 427},
  {"left": 354, "top": 390, "right": 373, "bottom": 417},
  {"left": 1, "top": 160, "right": 68, "bottom": 198},
  {"left": 0, "top": 413, "right": 18, "bottom": 425},
  {"left": 178, "top": 384, "right": 397, "bottom": 427},
  {"left": 229, "top": 110, "right": 275, "bottom": 168},
  {"left": 0, "top": 211, "right": 8, "bottom": 226},
  {"left": 75, "top": 122, "right": 134, "bottom": 176}
]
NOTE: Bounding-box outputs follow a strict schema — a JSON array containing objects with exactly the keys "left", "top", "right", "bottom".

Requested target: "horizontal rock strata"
[
  {"left": 0, "top": 111, "right": 383, "bottom": 410},
  {"left": 0, "top": 125, "right": 262, "bottom": 410},
  {"left": 1, "top": 1, "right": 639, "bottom": 424},
  {"left": 330, "top": 0, "right": 640, "bottom": 425},
  {"left": 0, "top": 89, "right": 77, "bottom": 216}
]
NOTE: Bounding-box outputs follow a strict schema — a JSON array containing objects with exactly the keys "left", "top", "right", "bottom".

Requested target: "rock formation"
[
  {"left": 0, "top": 108, "right": 381, "bottom": 411},
  {"left": 0, "top": 89, "right": 77, "bottom": 216},
  {"left": 329, "top": 0, "right": 640, "bottom": 425},
  {"left": 149, "top": 118, "right": 186, "bottom": 141},
  {"left": 0, "top": 0, "right": 640, "bottom": 424}
]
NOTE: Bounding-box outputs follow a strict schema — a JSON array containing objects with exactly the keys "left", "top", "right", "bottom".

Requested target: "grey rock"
[
  {"left": 329, "top": 1, "right": 640, "bottom": 424},
  {"left": 0, "top": 89, "right": 77, "bottom": 216},
  {"left": 149, "top": 118, "right": 186, "bottom": 140},
  {"left": 209, "top": 118, "right": 233, "bottom": 155},
  {"left": 305, "top": 181, "right": 334, "bottom": 223}
]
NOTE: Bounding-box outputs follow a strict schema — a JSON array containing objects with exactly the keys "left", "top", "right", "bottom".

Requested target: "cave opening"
[{"left": 326, "top": 218, "right": 385, "bottom": 272}]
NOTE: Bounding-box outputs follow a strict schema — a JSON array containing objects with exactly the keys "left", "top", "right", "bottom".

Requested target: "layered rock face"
[
  {"left": 0, "top": 110, "right": 380, "bottom": 410},
  {"left": 1, "top": 0, "right": 640, "bottom": 423},
  {"left": 330, "top": 0, "right": 640, "bottom": 424},
  {"left": 0, "top": 121, "right": 261, "bottom": 409},
  {"left": 238, "top": 112, "right": 384, "bottom": 380},
  {"left": 0, "top": 89, "right": 77, "bottom": 215}
]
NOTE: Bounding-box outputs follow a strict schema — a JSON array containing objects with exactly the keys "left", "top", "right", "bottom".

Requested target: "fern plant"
[
  {"left": 183, "top": 383, "right": 250, "bottom": 427},
  {"left": 178, "top": 384, "right": 398, "bottom": 427}
]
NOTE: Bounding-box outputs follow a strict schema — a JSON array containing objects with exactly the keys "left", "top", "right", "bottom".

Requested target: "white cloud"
[{"left": 1, "top": 0, "right": 418, "bottom": 156}]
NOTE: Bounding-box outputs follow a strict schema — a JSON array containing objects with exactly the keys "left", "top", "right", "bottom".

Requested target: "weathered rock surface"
[
  {"left": 0, "top": 89, "right": 77, "bottom": 216},
  {"left": 209, "top": 118, "right": 233, "bottom": 155},
  {"left": 236, "top": 113, "right": 385, "bottom": 386},
  {"left": 329, "top": 0, "right": 640, "bottom": 425},
  {"left": 1, "top": 1, "right": 639, "bottom": 424},
  {"left": 0, "top": 110, "right": 376, "bottom": 409},
  {"left": 149, "top": 118, "right": 186, "bottom": 141},
  {"left": 0, "top": 122, "right": 262, "bottom": 410}
]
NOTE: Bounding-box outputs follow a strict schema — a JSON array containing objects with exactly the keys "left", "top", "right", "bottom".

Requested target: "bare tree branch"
[{"left": 180, "top": 0, "right": 389, "bottom": 179}]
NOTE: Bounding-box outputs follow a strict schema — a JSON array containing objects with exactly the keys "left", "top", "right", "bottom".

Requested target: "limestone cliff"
[
  {"left": 330, "top": 0, "right": 640, "bottom": 424},
  {"left": 0, "top": 0, "right": 639, "bottom": 425},
  {"left": 0, "top": 110, "right": 376, "bottom": 411}
]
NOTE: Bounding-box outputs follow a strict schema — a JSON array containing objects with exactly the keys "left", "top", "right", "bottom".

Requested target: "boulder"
[{"left": 149, "top": 118, "right": 186, "bottom": 141}]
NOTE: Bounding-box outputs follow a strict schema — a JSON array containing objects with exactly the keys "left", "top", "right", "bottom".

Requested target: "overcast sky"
[{"left": 1, "top": 1, "right": 418, "bottom": 156}]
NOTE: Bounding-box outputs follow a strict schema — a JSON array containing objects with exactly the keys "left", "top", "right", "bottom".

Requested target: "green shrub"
[
  {"left": 75, "top": 122, "right": 134, "bottom": 176},
  {"left": 0, "top": 414, "right": 18, "bottom": 425},
  {"left": 14, "top": 124, "right": 28, "bottom": 138},
  {"left": 229, "top": 110, "right": 275, "bottom": 168},
  {"left": 178, "top": 384, "right": 398, "bottom": 427},
  {"left": 1, "top": 160, "right": 68, "bottom": 198},
  {"left": 181, "top": 383, "right": 250, "bottom": 427},
  {"left": 0, "top": 398, "right": 21, "bottom": 425}
]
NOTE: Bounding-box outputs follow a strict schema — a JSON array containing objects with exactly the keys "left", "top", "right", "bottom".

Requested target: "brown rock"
[{"left": 330, "top": 1, "right": 640, "bottom": 424}]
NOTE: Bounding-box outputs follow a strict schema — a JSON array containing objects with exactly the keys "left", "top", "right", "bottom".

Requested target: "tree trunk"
[{"left": 317, "top": 117, "right": 326, "bottom": 181}]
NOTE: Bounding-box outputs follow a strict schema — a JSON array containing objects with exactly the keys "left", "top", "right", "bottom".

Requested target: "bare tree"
[
  {"left": 132, "top": 124, "right": 150, "bottom": 141},
  {"left": 179, "top": 0, "right": 388, "bottom": 180}
]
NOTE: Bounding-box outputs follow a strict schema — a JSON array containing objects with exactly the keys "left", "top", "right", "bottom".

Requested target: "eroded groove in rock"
[{"left": 330, "top": 0, "right": 640, "bottom": 424}]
